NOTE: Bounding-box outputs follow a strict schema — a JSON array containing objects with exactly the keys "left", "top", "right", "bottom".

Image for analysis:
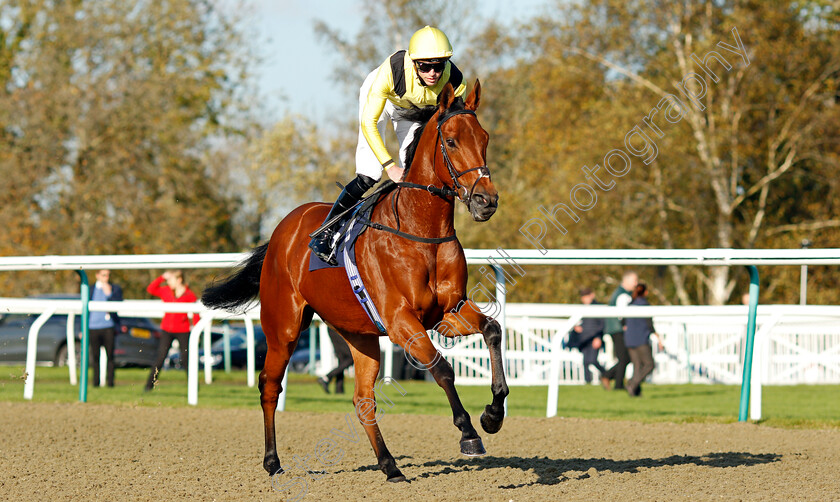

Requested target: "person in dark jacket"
[
  {"left": 88, "top": 270, "right": 123, "bottom": 387},
  {"left": 625, "top": 283, "right": 664, "bottom": 397},
  {"left": 602, "top": 271, "right": 638, "bottom": 390},
  {"left": 571, "top": 288, "right": 610, "bottom": 388}
]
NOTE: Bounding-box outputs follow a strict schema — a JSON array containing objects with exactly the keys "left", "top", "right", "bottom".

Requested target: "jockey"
[{"left": 309, "top": 25, "right": 467, "bottom": 265}]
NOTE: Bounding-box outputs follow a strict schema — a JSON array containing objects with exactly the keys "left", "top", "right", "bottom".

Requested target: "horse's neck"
[{"left": 382, "top": 159, "right": 454, "bottom": 237}]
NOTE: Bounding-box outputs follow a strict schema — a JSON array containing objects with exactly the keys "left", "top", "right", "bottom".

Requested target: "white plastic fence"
[
  {"left": 3, "top": 249, "right": 840, "bottom": 420},
  {"left": 0, "top": 298, "right": 257, "bottom": 401},
  {"left": 423, "top": 303, "right": 840, "bottom": 418},
  {"left": 433, "top": 303, "right": 840, "bottom": 386},
  {"left": 5, "top": 297, "right": 839, "bottom": 420},
  {"left": 1, "top": 297, "right": 368, "bottom": 410}
]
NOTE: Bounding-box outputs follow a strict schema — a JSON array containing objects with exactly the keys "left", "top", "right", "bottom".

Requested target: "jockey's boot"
[{"left": 309, "top": 174, "right": 377, "bottom": 265}]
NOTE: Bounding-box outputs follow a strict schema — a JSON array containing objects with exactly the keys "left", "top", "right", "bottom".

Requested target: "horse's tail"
[{"left": 201, "top": 243, "right": 268, "bottom": 314}]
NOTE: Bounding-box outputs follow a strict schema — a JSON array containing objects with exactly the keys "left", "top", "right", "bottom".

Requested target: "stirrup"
[{"left": 309, "top": 232, "right": 338, "bottom": 265}]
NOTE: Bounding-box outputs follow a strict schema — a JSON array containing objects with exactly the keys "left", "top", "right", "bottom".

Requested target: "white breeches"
[{"left": 355, "top": 69, "right": 421, "bottom": 181}]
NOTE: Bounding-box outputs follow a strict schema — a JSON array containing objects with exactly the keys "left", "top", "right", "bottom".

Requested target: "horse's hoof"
[
  {"left": 460, "top": 437, "right": 486, "bottom": 457},
  {"left": 480, "top": 408, "right": 504, "bottom": 434},
  {"left": 387, "top": 474, "right": 408, "bottom": 483},
  {"left": 264, "top": 455, "right": 283, "bottom": 476}
]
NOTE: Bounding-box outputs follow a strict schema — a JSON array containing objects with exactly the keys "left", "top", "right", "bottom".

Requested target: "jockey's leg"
[
  {"left": 308, "top": 173, "right": 376, "bottom": 265},
  {"left": 354, "top": 69, "right": 390, "bottom": 182},
  {"left": 308, "top": 67, "right": 387, "bottom": 266}
]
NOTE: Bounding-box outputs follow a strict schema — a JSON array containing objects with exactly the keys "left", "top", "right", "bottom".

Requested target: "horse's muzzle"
[{"left": 470, "top": 191, "right": 498, "bottom": 221}]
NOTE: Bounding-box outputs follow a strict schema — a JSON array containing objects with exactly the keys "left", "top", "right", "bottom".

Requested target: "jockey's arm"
[
  {"left": 360, "top": 63, "right": 396, "bottom": 170},
  {"left": 360, "top": 58, "right": 468, "bottom": 173}
]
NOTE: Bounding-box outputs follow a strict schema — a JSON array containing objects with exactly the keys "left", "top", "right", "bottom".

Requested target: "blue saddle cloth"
[{"left": 308, "top": 187, "right": 391, "bottom": 334}]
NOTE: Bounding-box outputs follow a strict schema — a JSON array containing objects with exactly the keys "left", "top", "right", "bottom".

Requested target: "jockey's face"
[{"left": 415, "top": 59, "right": 445, "bottom": 86}]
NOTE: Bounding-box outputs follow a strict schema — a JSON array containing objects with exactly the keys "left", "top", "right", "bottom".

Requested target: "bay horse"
[{"left": 202, "top": 80, "right": 508, "bottom": 483}]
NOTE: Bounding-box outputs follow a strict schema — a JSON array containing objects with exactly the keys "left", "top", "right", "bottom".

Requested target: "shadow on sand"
[{"left": 341, "top": 451, "right": 781, "bottom": 487}]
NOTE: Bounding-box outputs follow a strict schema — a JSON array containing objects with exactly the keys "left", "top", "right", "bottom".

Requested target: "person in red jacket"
[{"left": 144, "top": 269, "right": 200, "bottom": 391}]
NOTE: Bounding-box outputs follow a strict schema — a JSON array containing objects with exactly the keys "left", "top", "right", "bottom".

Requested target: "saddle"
[
  {"left": 307, "top": 180, "right": 460, "bottom": 334},
  {"left": 308, "top": 182, "right": 398, "bottom": 333}
]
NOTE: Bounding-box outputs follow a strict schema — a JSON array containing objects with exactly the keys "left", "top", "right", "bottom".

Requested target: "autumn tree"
[
  {"left": 0, "top": 0, "right": 258, "bottom": 295},
  {"left": 476, "top": 0, "right": 840, "bottom": 305},
  {"left": 236, "top": 116, "right": 349, "bottom": 243}
]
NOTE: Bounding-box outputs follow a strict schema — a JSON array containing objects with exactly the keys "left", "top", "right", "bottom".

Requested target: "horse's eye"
[{"left": 445, "top": 138, "right": 456, "bottom": 148}]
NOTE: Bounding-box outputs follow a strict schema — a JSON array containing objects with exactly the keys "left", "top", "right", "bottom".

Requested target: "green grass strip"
[{"left": 1, "top": 366, "right": 838, "bottom": 429}]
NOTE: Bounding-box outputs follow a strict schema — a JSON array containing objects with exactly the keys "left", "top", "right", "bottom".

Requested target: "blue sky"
[{"left": 226, "top": 0, "right": 551, "bottom": 121}]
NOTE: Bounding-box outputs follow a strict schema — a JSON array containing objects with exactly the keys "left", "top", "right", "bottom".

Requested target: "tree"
[
  {"left": 478, "top": 0, "right": 840, "bottom": 305},
  {"left": 0, "top": 0, "right": 258, "bottom": 295},
  {"left": 238, "top": 115, "right": 350, "bottom": 243}
]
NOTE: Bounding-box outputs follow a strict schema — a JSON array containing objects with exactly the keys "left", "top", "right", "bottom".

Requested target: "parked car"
[
  {"left": 0, "top": 310, "right": 163, "bottom": 367},
  {"left": 166, "top": 325, "right": 319, "bottom": 373}
]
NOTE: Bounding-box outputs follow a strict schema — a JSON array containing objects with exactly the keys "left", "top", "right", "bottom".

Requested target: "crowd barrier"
[{"left": 3, "top": 248, "right": 840, "bottom": 420}]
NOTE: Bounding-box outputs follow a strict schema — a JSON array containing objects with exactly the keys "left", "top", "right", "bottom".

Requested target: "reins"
[
  {"left": 339, "top": 184, "right": 456, "bottom": 245},
  {"left": 361, "top": 219, "right": 458, "bottom": 244},
  {"left": 354, "top": 182, "right": 458, "bottom": 245}
]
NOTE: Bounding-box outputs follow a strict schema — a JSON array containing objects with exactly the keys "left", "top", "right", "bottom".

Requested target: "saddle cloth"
[{"left": 308, "top": 186, "right": 393, "bottom": 334}]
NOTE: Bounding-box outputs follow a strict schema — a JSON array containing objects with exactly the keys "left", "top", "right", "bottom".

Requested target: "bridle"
[
  {"left": 435, "top": 109, "right": 491, "bottom": 207},
  {"left": 355, "top": 107, "right": 494, "bottom": 245}
]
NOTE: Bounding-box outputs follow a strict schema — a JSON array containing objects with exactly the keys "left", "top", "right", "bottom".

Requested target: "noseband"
[{"left": 436, "top": 109, "right": 491, "bottom": 207}]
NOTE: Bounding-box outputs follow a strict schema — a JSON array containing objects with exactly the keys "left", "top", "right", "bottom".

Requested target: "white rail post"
[
  {"left": 66, "top": 313, "right": 78, "bottom": 385},
  {"left": 203, "top": 317, "right": 213, "bottom": 385},
  {"left": 244, "top": 316, "right": 255, "bottom": 388},
  {"left": 273, "top": 316, "right": 289, "bottom": 412},
  {"left": 100, "top": 347, "right": 107, "bottom": 387},
  {"left": 492, "top": 264, "right": 508, "bottom": 416},
  {"left": 750, "top": 312, "right": 783, "bottom": 421},
  {"left": 23, "top": 308, "right": 56, "bottom": 400},
  {"left": 277, "top": 367, "right": 289, "bottom": 412},
  {"left": 188, "top": 317, "right": 211, "bottom": 405},
  {"left": 384, "top": 338, "right": 394, "bottom": 380},
  {"left": 546, "top": 315, "right": 581, "bottom": 418},
  {"left": 318, "top": 323, "right": 333, "bottom": 376}
]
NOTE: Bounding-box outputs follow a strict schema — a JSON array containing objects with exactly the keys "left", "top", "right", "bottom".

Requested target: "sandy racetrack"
[{"left": 1, "top": 401, "right": 839, "bottom": 501}]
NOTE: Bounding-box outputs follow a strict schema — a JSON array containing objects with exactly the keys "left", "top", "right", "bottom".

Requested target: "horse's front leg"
[
  {"left": 392, "top": 314, "right": 485, "bottom": 457},
  {"left": 439, "top": 300, "right": 509, "bottom": 434}
]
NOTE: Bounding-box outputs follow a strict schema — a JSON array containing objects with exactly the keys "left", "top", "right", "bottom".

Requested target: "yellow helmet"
[{"left": 408, "top": 26, "right": 453, "bottom": 60}]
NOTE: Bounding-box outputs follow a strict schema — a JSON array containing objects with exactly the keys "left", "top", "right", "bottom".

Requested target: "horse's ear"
[
  {"left": 465, "top": 79, "right": 481, "bottom": 111},
  {"left": 438, "top": 83, "right": 455, "bottom": 114}
]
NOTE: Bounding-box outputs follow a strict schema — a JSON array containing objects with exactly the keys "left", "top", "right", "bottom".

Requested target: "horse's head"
[{"left": 433, "top": 80, "right": 498, "bottom": 221}]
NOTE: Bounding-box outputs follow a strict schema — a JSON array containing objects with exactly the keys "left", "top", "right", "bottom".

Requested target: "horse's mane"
[{"left": 401, "top": 96, "right": 467, "bottom": 177}]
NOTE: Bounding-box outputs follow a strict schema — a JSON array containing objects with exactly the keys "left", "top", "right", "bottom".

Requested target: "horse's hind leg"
[
  {"left": 343, "top": 333, "right": 407, "bottom": 482},
  {"left": 439, "top": 300, "right": 508, "bottom": 434},
  {"left": 393, "top": 315, "right": 485, "bottom": 457},
  {"left": 259, "top": 295, "right": 313, "bottom": 476}
]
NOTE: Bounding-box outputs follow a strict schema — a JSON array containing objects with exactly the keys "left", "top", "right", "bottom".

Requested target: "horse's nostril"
[
  {"left": 480, "top": 194, "right": 498, "bottom": 208},
  {"left": 473, "top": 195, "right": 488, "bottom": 207}
]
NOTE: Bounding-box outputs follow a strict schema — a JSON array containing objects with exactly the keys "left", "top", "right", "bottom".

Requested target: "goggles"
[{"left": 415, "top": 60, "right": 446, "bottom": 73}]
